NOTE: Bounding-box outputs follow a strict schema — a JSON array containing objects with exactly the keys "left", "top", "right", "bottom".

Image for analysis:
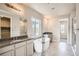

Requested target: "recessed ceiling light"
[{"left": 51, "top": 7, "right": 55, "bottom": 10}]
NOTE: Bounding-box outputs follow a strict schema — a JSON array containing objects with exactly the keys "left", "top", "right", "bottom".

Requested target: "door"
[
  {"left": 75, "top": 4, "right": 79, "bottom": 55},
  {"left": 60, "top": 18, "right": 68, "bottom": 42},
  {"left": 72, "top": 18, "right": 76, "bottom": 50}
]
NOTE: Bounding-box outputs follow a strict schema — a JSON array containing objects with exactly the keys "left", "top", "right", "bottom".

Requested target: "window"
[
  {"left": 31, "top": 17, "right": 41, "bottom": 37},
  {"left": 60, "top": 24, "right": 65, "bottom": 33},
  {"left": 31, "top": 17, "right": 36, "bottom": 37}
]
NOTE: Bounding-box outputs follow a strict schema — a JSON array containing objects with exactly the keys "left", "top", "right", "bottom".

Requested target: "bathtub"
[{"left": 33, "top": 37, "right": 50, "bottom": 55}]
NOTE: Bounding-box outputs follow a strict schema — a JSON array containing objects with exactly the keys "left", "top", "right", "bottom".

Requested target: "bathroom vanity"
[{"left": 0, "top": 36, "right": 34, "bottom": 56}]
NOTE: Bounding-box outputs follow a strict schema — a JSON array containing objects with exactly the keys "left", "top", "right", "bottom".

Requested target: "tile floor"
[
  {"left": 44, "top": 41, "right": 74, "bottom": 56},
  {"left": 33, "top": 40, "right": 74, "bottom": 56}
]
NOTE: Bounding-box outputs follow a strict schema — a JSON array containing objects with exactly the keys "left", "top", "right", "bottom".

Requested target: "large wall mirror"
[{"left": 20, "top": 18, "right": 27, "bottom": 36}]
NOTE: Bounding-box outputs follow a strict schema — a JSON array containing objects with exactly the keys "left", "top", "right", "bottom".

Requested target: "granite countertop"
[
  {"left": 0, "top": 35, "right": 42, "bottom": 48},
  {"left": 0, "top": 35, "right": 31, "bottom": 48}
]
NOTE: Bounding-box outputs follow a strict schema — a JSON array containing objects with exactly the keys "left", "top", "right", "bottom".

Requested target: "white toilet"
[{"left": 33, "top": 36, "right": 50, "bottom": 55}]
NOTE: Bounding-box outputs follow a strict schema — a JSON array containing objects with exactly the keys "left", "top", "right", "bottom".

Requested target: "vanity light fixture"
[{"left": 5, "top": 3, "right": 21, "bottom": 11}]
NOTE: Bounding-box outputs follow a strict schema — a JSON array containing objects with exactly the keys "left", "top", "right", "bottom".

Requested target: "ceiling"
[{"left": 25, "top": 3, "right": 75, "bottom": 18}]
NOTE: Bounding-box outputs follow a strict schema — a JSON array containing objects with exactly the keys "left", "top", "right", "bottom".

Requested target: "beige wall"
[
  {"left": 43, "top": 15, "right": 70, "bottom": 41},
  {"left": 0, "top": 4, "right": 24, "bottom": 37},
  {"left": 0, "top": 11, "right": 21, "bottom": 37},
  {"left": 24, "top": 6, "right": 43, "bottom": 37},
  {"left": 43, "top": 17, "right": 60, "bottom": 41},
  {"left": 0, "top": 4, "right": 44, "bottom": 37},
  {"left": 43, "top": 11, "right": 76, "bottom": 43}
]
